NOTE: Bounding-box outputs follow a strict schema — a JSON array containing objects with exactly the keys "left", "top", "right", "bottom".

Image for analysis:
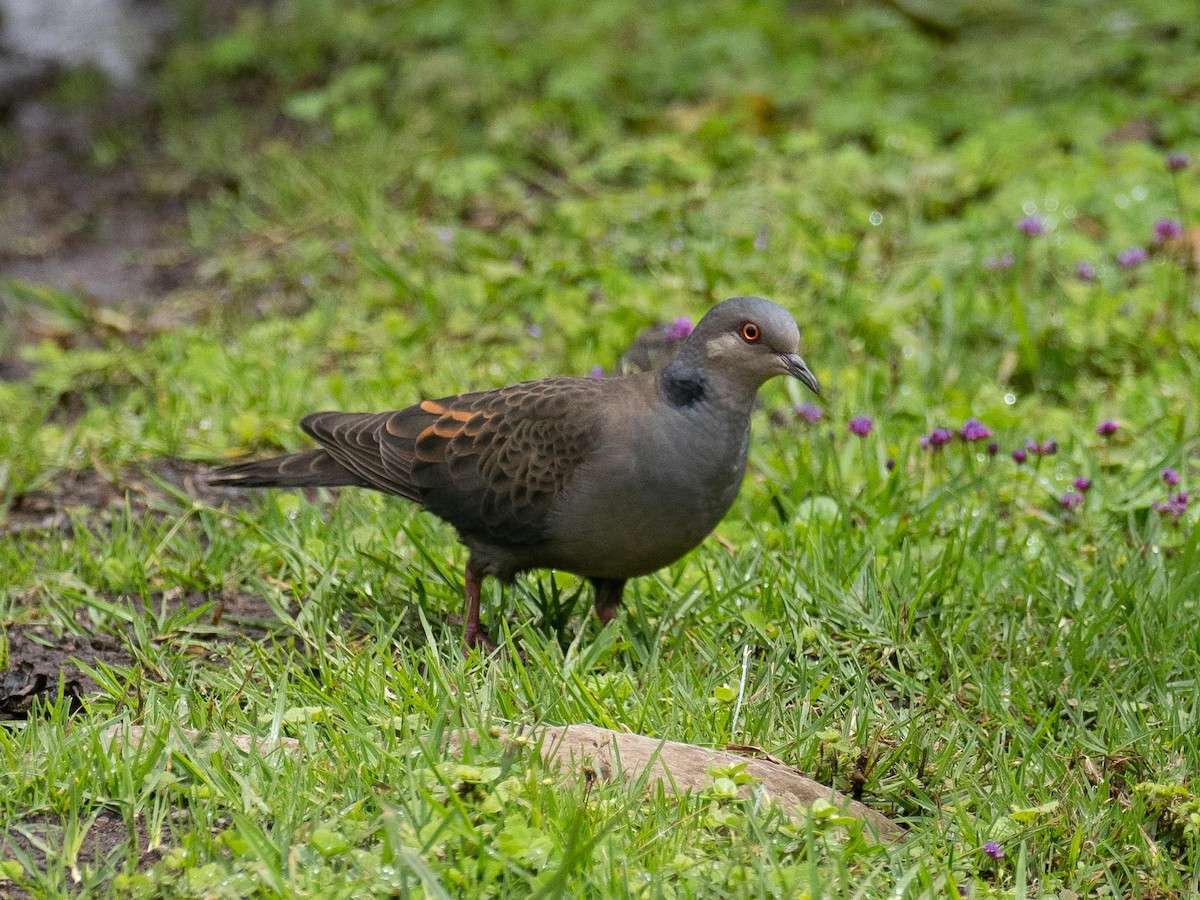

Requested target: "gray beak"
[{"left": 781, "top": 354, "right": 820, "bottom": 396}]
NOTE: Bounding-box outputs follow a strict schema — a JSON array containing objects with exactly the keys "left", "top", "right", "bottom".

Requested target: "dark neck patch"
[{"left": 661, "top": 370, "right": 708, "bottom": 408}]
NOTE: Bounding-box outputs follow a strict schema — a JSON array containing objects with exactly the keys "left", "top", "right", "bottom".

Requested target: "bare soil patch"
[
  {"left": 0, "top": 809, "right": 168, "bottom": 898},
  {"left": 0, "top": 625, "right": 132, "bottom": 719},
  {"left": 2, "top": 460, "right": 252, "bottom": 536}
]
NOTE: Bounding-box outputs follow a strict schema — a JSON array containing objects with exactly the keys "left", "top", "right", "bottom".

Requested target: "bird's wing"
[{"left": 300, "top": 377, "right": 608, "bottom": 545}]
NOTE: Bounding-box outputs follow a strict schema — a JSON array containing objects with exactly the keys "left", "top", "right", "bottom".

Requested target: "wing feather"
[{"left": 299, "top": 378, "right": 606, "bottom": 544}]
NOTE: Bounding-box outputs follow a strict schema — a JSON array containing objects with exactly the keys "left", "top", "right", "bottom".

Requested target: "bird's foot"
[{"left": 461, "top": 625, "right": 496, "bottom": 657}]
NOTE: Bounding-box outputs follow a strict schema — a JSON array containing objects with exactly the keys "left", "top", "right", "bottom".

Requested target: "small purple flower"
[
  {"left": 1166, "top": 152, "right": 1190, "bottom": 172},
  {"left": 664, "top": 317, "right": 694, "bottom": 342},
  {"left": 958, "top": 887, "right": 968, "bottom": 898},
  {"left": 885, "top": 457, "right": 896, "bottom": 471},
  {"left": 1017, "top": 215, "right": 1045, "bottom": 237},
  {"left": 1073, "top": 477, "right": 1092, "bottom": 493},
  {"left": 960, "top": 418, "right": 994, "bottom": 442},
  {"left": 1153, "top": 219, "right": 1184, "bottom": 243},
  {"left": 1163, "top": 468, "right": 1181, "bottom": 487},
  {"left": 1027, "top": 437, "right": 1057, "bottom": 456},
  {"left": 796, "top": 402, "right": 824, "bottom": 425},
  {"left": 1117, "top": 247, "right": 1148, "bottom": 269},
  {"left": 985, "top": 253, "right": 1014, "bottom": 271},
  {"left": 588, "top": 365, "right": 604, "bottom": 378},
  {"left": 987, "top": 441, "right": 999, "bottom": 456},
  {"left": 1012, "top": 448, "right": 1027, "bottom": 465},
  {"left": 527, "top": 324, "right": 543, "bottom": 339},
  {"left": 848, "top": 416, "right": 873, "bottom": 437},
  {"left": 1075, "top": 261, "right": 1096, "bottom": 282},
  {"left": 1154, "top": 493, "right": 1189, "bottom": 519},
  {"left": 921, "top": 427, "right": 955, "bottom": 451},
  {"left": 982, "top": 841, "right": 1005, "bottom": 860},
  {"left": 1095, "top": 419, "right": 1119, "bottom": 437},
  {"left": 1061, "top": 492, "right": 1085, "bottom": 510}
]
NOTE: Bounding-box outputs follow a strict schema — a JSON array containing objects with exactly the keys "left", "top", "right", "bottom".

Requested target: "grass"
[{"left": 2, "top": 0, "right": 1199, "bottom": 895}]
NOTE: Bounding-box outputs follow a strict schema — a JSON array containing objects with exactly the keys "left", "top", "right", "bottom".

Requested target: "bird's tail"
[{"left": 206, "top": 449, "right": 368, "bottom": 489}]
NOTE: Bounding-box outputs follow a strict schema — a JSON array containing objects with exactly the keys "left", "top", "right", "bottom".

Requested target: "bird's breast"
[{"left": 539, "top": 404, "right": 751, "bottom": 578}]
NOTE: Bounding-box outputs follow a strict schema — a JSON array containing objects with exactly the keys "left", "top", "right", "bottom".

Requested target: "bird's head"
[{"left": 675, "top": 296, "right": 820, "bottom": 397}]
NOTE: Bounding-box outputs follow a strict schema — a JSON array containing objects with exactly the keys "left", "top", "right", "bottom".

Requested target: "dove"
[{"left": 207, "top": 296, "right": 819, "bottom": 649}]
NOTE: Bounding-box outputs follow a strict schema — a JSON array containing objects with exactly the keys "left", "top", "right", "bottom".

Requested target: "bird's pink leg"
[
  {"left": 462, "top": 562, "right": 494, "bottom": 653},
  {"left": 591, "top": 578, "right": 626, "bottom": 625}
]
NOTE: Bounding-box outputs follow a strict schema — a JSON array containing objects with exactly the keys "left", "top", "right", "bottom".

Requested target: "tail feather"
[{"left": 206, "top": 449, "right": 370, "bottom": 489}]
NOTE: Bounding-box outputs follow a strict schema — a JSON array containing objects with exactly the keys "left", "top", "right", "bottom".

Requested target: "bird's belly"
[{"left": 540, "top": 456, "right": 745, "bottom": 579}]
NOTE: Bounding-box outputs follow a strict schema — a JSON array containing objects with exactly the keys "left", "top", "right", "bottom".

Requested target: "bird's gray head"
[{"left": 664, "top": 296, "right": 820, "bottom": 400}]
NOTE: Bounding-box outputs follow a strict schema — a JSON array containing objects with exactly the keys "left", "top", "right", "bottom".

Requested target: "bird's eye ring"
[{"left": 739, "top": 322, "right": 761, "bottom": 343}]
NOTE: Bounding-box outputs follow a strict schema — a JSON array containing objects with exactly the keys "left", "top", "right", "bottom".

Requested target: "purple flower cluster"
[
  {"left": 1153, "top": 219, "right": 1184, "bottom": 243},
  {"left": 1095, "top": 419, "right": 1119, "bottom": 437},
  {"left": 1017, "top": 215, "right": 1045, "bottom": 237},
  {"left": 1155, "top": 492, "right": 1189, "bottom": 520},
  {"left": 796, "top": 402, "right": 824, "bottom": 424},
  {"left": 920, "top": 427, "right": 955, "bottom": 450},
  {"left": 982, "top": 841, "right": 1005, "bottom": 860},
  {"left": 1117, "top": 247, "right": 1148, "bottom": 269},
  {"left": 848, "top": 416, "right": 874, "bottom": 437},
  {"left": 1075, "top": 261, "right": 1096, "bottom": 282},
  {"left": 664, "top": 317, "right": 694, "bottom": 342},
  {"left": 1153, "top": 469, "right": 1189, "bottom": 520},
  {"left": 1026, "top": 437, "right": 1058, "bottom": 456},
  {"left": 1166, "top": 152, "right": 1190, "bottom": 172},
  {"left": 960, "top": 418, "right": 994, "bottom": 442},
  {"left": 1060, "top": 492, "right": 1085, "bottom": 510},
  {"left": 1073, "top": 477, "right": 1092, "bottom": 493}
]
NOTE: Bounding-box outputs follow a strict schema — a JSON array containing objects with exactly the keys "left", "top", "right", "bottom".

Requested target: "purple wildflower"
[
  {"left": 1095, "top": 419, "right": 1119, "bottom": 437},
  {"left": 1017, "top": 215, "right": 1045, "bottom": 237},
  {"left": 885, "top": 457, "right": 896, "bottom": 471},
  {"left": 664, "top": 317, "right": 694, "bottom": 342},
  {"left": 588, "top": 365, "right": 604, "bottom": 378},
  {"left": 921, "top": 427, "right": 955, "bottom": 450},
  {"left": 1061, "top": 492, "right": 1085, "bottom": 510},
  {"left": 527, "top": 324, "right": 543, "bottom": 338},
  {"left": 1153, "top": 219, "right": 1184, "bottom": 243},
  {"left": 960, "top": 418, "right": 994, "bottom": 442},
  {"left": 1166, "top": 152, "right": 1190, "bottom": 172},
  {"left": 796, "top": 402, "right": 824, "bottom": 425},
  {"left": 1117, "top": 247, "right": 1148, "bottom": 269},
  {"left": 1163, "top": 468, "right": 1181, "bottom": 487},
  {"left": 982, "top": 841, "right": 1005, "bottom": 860},
  {"left": 985, "top": 253, "right": 1014, "bottom": 271},
  {"left": 1012, "top": 448, "right": 1027, "bottom": 465},
  {"left": 1073, "top": 477, "right": 1093, "bottom": 493},
  {"left": 1027, "top": 437, "right": 1057, "bottom": 456},
  {"left": 1154, "top": 493, "right": 1189, "bottom": 519},
  {"left": 1075, "top": 261, "right": 1096, "bottom": 282},
  {"left": 987, "top": 441, "right": 999, "bottom": 456},
  {"left": 848, "top": 416, "right": 873, "bottom": 437}
]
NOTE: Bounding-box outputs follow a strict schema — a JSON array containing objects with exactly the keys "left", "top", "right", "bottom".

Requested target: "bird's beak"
[{"left": 781, "top": 354, "right": 820, "bottom": 396}]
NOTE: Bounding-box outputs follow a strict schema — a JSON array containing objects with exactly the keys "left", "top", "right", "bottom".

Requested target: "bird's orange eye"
[{"left": 740, "top": 322, "right": 761, "bottom": 343}]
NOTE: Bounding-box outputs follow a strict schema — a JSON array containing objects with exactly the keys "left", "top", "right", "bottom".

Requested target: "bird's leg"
[
  {"left": 590, "top": 577, "right": 627, "bottom": 625},
  {"left": 462, "top": 562, "right": 495, "bottom": 653}
]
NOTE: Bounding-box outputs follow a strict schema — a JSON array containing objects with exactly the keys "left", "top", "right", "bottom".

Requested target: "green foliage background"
[{"left": 1, "top": 0, "right": 1199, "bottom": 895}]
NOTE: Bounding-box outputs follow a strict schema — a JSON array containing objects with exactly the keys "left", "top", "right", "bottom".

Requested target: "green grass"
[{"left": 2, "top": 0, "right": 1200, "bottom": 895}]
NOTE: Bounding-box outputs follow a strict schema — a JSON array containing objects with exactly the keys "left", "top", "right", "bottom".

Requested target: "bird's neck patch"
[{"left": 661, "top": 370, "right": 708, "bottom": 408}]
